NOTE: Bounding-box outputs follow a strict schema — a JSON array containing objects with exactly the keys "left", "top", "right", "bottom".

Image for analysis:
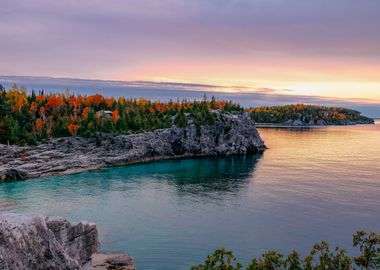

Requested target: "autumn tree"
[
  {"left": 0, "top": 85, "right": 244, "bottom": 145},
  {"left": 67, "top": 124, "right": 80, "bottom": 136}
]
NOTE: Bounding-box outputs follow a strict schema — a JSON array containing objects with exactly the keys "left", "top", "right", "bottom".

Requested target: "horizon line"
[{"left": 1, "top": 75, "right": 380, "bottom": 107}]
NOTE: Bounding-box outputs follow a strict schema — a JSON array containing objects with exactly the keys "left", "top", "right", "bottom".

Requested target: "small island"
[{"left": 248, "top": 104, "right": 375, "bottom": 126}]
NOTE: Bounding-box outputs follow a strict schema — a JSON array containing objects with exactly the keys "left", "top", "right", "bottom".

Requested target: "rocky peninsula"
[
  {"left": 0, "top": 112, "right": 265, "bottom": 182},
  {"left": 249, "top": 104, "right": 375, "bottom": 126},
  {"left": 0, "top": 213, "right": 136, "bottom": 270}
]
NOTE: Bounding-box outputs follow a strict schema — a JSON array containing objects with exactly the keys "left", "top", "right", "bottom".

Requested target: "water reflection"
[
  {"left": 162, "top": 155, "right": 262, "bottom": 196},
  {"left": 1, "top": 123, "right": 379, "bottom": 270},
  {"left": 0, "top": 154, "right": 263, "bottom": 211}
]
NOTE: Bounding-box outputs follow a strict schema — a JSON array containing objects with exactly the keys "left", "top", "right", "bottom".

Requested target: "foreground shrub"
[{"left": 192, "top": 231, "right": 380, "bottom": 270}]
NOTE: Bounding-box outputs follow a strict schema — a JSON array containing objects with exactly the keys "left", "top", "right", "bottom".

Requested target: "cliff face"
[
  {"left": 0, "top": 213, "right": 98, "bottom": 270},
  {"left": 0, "top": 112, "right": 265, "bottom": 182},
  {"left": 0, "top": 213, "right": 135, "bottom": 270}
]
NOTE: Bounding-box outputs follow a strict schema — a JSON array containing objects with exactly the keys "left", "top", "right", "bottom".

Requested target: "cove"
[{"left": 1, "top": 123, "right": 380, "bottom": 269}]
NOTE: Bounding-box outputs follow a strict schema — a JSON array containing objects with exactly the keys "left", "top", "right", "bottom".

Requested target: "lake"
[{"left": 0, "top": 121, "right": 379, "bottom": 269}]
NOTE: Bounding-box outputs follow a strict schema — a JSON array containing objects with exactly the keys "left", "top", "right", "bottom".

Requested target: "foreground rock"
[
  {"left": 0, "top": 112, "right": 265, "bottom": 182},
  {"left": 0, "top": 213, "right": 97, "bottom": 269},
  {"left": 0, "top": 213, "right": 135, "bottom": 270}
]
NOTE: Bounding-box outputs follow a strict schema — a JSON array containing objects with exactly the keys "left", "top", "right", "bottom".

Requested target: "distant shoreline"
[{"left": 255, "top": 122, "right": 376, "bottom": 128}]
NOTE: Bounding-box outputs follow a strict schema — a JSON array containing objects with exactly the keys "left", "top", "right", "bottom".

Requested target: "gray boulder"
[{"left": 0, "top": 213, "right": 99, "bottom": 270}]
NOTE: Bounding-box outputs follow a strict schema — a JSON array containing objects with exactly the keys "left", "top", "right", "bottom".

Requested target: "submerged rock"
[
  {"left": 0, "top": 112, "right": 266, "bottom": 182},
  {"left": 91, "top": 253, "right": 136, "bottom": 270}
]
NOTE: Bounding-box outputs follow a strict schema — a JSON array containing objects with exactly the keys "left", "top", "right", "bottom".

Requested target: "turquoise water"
[{"left": 1, "top": 122, "right": 380, "bottom": 269}]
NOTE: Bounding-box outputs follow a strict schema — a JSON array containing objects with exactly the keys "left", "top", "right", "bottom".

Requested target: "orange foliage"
[
  {"left": 35, "top": 118, "right": 43, "bottom": 133},
  {"left": 137, "top": 98, "right": 149, "bottom": 107},
  {"left": 118, "top": 97, "right": 126, "bottom": 105},
  {"left": 338, "top": 113, "right": 347, "bottom": 120},
  {"left": 82, "top": 107, "right": 90, "bottom": 120},
  {"left": 7, "top": 90, "right": 27, "bottom": 111},
  {"left": 295, "top": 104, "right": 305, "bottom": 111},
  {"left": 69, "top": 97, "right": 79, "bottom": 108},
  {"left": 112, "top": 109, "right": 120, "bottom": 124},
  {"left": 87, "top": 94, "right": 104, "bottom": 106},
  {"left": 105, "top": 97, "right": 115, "bottom": 108},
  {"left": 36, "top": 95, "right": 45, "bottom": 103},
  {"left": 70, "top": 114, "right": 78, "bottom": 122},
  {"left": 46, "top": 96, "right": 64, "bottom": 109},
  {"left": 39, "top": 107, "right": 46, "bottom": 116},
  {"left": 29, "top": 102, "right": 37, "bottom": 113},
  {"left": 215, "top": 101, "right": 225, "bottom": 109},
  {"left": 67, "top": 124, "right": 80, "bottom": 136}
]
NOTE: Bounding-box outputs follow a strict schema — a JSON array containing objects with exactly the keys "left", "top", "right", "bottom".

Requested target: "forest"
[
  {"left": 248, "top": 104, "right": 374, "bottom": 125},
  {"left": 1, "top": 84, "right": 374, "bottom": 146},
  {"left": 0, "top": 84, "right": 242, "bottom": 145}
]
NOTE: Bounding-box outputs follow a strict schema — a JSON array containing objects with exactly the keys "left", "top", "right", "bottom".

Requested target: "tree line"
[
  {"left": 0, "top": 84, "right": 243, "bottom": 145},
  {"left": 247, "top": 104, "right": 373, "bottom": 125}
]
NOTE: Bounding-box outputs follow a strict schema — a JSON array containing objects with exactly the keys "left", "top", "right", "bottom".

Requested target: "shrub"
[{"left": 192, "top": 231, "right": 380, "bottom": 270}]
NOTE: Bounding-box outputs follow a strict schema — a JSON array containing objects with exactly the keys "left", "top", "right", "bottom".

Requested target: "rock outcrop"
[
  {"left": 0, "top": 213, "right": 97, "bottom": 269},
  {"left": 0, "top": 213, "right": 136, "bottom": 270},
  {"left": 0, "top": 112, "right": 265, "bottom": 182}
]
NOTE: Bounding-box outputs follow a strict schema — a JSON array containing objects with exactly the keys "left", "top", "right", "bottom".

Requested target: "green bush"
[{"left": 192, "top": 231, "right": 380, "bottom": 270}]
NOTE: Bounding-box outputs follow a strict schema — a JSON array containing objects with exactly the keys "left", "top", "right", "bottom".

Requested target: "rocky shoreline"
[
  {"left": 0, "top": 213, "right": 136, "bottom": 270},
  {"left": 0, "top": 112, "right": 265, "bottom": 182},
  {"left": 254, "top": 118, "right": 375, "bottom": 127}
]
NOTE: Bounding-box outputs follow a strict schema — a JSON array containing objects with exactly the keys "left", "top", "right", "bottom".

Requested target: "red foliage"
[
  {"left": 29, "top": 102, "right": 37, "bottom": 113},
  {"left": 67, "top": 124, "right": 80, "bottom": 136},
  {"left": 35, "top": 118, "right": 43, "bottom": 133},
  {"left": 69, "top": 97, "right": 78, "bottom": 108},
  {"left": 46, "top": 96, "right": 64, "bottom": 109},
  {"left": 112, "top": 109, "right": 120, "bottom": 124},
  {"left": 82, "top": 107, "right": 90, "bottom": 120},
  {"left": 36, "top": 95, "right": 45, "bottom": 103},
  {"left": 39, "top": 107, "right": 46, "bottom": 116},
  {"left": 88, "top": 94, "right": 104, "bottom": 106},
  {"left": 105, "top": 98, "right": 115, "bottom": 108}
]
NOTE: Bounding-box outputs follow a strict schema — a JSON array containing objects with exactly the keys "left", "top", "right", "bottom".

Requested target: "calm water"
[{"left": 1, "top": 122, "right": 380, "bottom": 269}]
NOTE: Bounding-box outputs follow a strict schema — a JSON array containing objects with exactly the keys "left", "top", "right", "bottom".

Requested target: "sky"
[{"left": 1, "top": 0, "right": 380, "bottom": 110}]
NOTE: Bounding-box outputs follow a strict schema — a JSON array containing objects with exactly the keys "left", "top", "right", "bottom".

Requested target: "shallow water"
[{"left": 1, "top": 122, "right": 380, "bottom": 269}]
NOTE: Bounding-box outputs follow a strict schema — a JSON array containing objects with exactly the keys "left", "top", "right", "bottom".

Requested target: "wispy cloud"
[{"left": 0, "top": 0, "right": 380, "bottom": 101}]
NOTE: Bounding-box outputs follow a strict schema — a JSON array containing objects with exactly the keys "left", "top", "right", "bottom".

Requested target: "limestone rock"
[
  {"left": 0, "top": 213, "right": 99, "bottom": 270},
  {"left": 46, "top": 217, "right": 99, "bottom": 266},
  {"left": 90, "top": 253, "right": 136, "bottom": 270},
  {"left": 0, "top": 112, "right": 266, "bottom": 182}
]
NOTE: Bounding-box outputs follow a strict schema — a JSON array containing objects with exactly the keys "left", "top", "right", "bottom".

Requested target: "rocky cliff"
[
  {"left": 0, "top": 213, "right": 135, "bottom": 270},
  {"left": 0, "top": 112, "right": 265, "bottom": 182},
  {"left": 0, "top": 214, "right": 85, "bottom": 269}
]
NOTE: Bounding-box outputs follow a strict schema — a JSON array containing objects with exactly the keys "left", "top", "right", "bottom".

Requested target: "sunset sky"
[{"left": 1, "top": 0, "right": 380, "bottom": 103}]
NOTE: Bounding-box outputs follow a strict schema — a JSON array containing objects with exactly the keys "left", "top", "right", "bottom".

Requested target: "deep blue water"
[{"left": 0, "top": 122, "right": 380, "bottom": 269}]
